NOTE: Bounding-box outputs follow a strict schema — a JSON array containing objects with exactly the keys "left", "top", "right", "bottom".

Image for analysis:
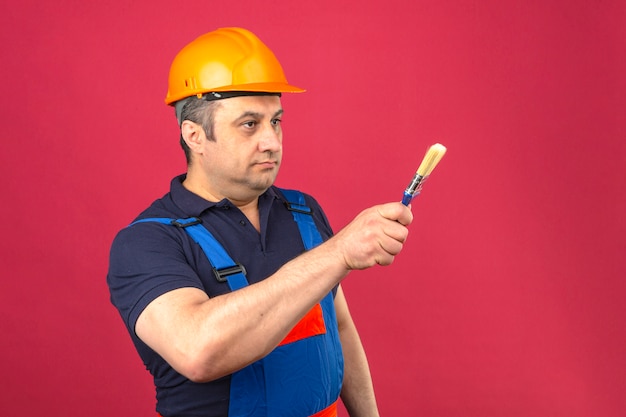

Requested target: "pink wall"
[{"left": 1, "top": 1, "right": 624, "bottom": 416}]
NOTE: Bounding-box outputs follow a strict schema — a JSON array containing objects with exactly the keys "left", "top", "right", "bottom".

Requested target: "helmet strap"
[
  {"left": 201, "top": 91, "right": 281, "bottom": 101},
  {"left": 174, "top": 92, "right": 282, "bottom": 125}
]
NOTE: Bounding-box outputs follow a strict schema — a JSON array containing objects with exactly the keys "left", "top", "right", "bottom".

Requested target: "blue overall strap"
[
  {"left": 280, "top": 189, "right": 323, "bottom": 250},
  {"left": 130, "top": 217, "right": 249, "bottom": 291}
]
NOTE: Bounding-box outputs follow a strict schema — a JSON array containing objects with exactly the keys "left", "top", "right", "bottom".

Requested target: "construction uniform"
[{"left": 108, "top": 175, "right": 343, "bottom": 416}]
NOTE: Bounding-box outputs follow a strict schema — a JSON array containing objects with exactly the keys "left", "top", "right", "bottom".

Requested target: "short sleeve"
[{"left": 107, "top": 221, "right": 204, "bottom": 335}]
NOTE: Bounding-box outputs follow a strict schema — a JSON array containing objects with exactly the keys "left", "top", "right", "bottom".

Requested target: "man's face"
[{"left": 198, "top": 95, "right": 284, "bottom": 201}]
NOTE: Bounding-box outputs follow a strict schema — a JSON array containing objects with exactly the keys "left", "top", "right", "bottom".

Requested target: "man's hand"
[{"left": 330, "top": 202, "right": 413, "bottom": 270}]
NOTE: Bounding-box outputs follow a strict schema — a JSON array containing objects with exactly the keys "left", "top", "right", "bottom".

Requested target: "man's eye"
[
  {"left": 271, "top": 118, "right": 282, "bottom": 126},
  {"left": 243, "top": 121, "right": 257, "bottom": 128}
]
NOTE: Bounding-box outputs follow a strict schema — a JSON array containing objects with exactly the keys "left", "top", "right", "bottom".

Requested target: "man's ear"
[{"left": 180, "top": 120, "right": 204, "bottom": 153}]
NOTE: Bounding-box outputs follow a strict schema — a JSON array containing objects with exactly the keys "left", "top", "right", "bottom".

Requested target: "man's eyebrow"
[{"left": 235, "top": 109, "right": 284, "bottom": 122}]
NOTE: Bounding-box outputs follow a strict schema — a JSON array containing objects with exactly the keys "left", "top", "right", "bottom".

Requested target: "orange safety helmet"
[{"left": 165, "top": 27, "right": 305, "bottom": 105}]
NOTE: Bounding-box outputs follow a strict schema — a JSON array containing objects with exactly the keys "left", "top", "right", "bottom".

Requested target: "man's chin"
[{"left": 250, "top": 174, "right": 279, "bottom": 192}]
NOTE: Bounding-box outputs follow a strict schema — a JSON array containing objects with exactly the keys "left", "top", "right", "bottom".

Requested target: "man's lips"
[{"left": 254, "top": 160, "right": 279, "bottom": 169}]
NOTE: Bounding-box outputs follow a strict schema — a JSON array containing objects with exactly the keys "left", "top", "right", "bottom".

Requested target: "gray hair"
[{"left": 175, "top": 97, "right": 220, "bottom": 165}]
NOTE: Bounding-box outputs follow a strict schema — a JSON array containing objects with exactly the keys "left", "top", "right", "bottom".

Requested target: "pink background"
[{"left": 1, "top": 1, "right": 624, "bottom": 416}]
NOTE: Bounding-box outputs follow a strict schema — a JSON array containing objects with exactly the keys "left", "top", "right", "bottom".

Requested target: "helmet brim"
[{"left": 166, "top": 82, "right": 305, "bottom": 105}]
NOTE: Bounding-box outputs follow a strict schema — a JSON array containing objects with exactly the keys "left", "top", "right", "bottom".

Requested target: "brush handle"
[{"left": 401, "top": 192, "right": 415, "bottom": 206}]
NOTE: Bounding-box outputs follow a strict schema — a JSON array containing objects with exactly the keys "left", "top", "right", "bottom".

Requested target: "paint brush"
[{"left": 401, "top": 143, "right": 447, "bottom": 205}]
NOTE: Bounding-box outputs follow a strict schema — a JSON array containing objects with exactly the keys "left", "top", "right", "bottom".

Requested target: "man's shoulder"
[
  {"left": 134, "top": 194, "right": 182, "bottom": 222},
  {"left": 271, "top": 186, "right": 322, "bottom": 208},
  {"left": 271, "top": 186, "right": 333, "bottom": 235},
  {"left": 132, "top": 175, "right": 191, "bottom": 222},
  {"left": 110, "top": 190, "right": 185, "bottom": 249}
]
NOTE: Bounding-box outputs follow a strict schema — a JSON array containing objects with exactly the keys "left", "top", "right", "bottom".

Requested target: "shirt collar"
[{"left": 169, "top": 174, "right": 281, "bottom": 217}]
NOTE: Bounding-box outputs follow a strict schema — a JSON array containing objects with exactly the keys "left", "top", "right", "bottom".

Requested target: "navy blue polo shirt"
[{"left": 107, "top": 174, "right": 334, "bottom": 416}]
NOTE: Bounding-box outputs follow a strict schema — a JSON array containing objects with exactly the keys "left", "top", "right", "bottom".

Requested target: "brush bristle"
[{"left": 416, "top": 143, "right": 447, "bottom": 176}]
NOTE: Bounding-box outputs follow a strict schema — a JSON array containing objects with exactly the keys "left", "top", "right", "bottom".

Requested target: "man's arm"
[
  {"left": 135, "top": 202, "right": 413, "bottom": 383},
  {"left": 336, "top": 285, "right": 380, "bottom": 417}
]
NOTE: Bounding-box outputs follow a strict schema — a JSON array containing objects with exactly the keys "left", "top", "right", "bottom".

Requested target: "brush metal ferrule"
[
  {"left": 404, "top": 173, "right": 428, "bottom": 196},
  {"left": 402, "top": 173, "right": 430, "bottom": 205}
]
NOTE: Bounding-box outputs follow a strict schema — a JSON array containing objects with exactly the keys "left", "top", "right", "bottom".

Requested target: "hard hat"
[{"left": 165, "top": 27, "right": 305, "bottom": 105}]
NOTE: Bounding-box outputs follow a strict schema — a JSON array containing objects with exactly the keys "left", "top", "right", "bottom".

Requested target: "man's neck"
[{"left": 182, "top": 173, "right": 262, "bottom": 232}]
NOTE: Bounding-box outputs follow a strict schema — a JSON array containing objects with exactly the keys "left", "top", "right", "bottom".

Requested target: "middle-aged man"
[{"left": 108, "top": 27, "right": 413, "bottom": 417}]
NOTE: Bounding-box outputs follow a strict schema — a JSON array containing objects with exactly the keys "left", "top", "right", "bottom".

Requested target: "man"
[{"left": 108, "top": 27, "right": 413, "bottom": 417}]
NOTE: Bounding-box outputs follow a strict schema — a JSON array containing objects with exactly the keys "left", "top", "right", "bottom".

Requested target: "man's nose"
[{"left": 258, "top": 123, "right": 282, "bottom": 152}]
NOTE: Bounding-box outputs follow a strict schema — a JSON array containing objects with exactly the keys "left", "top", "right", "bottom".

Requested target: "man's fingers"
[{"left": 376, "top": 202, "right": 414, "bottom": 226}]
